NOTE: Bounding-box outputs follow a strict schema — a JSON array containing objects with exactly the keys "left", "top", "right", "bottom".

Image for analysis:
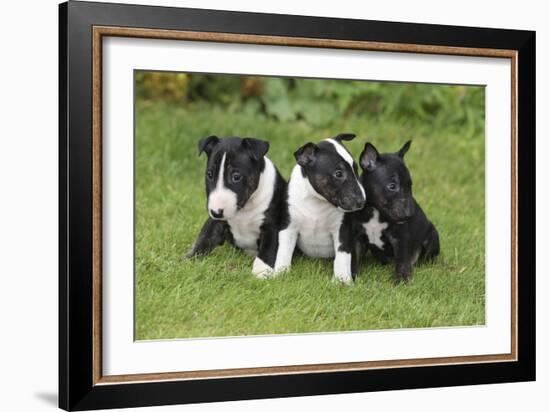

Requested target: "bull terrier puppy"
[
  {"left": 274, "top": 133, "right": 366, "bottom": 284},
  {"left": 183, "top": 136, "right": 288, "bottom": 278},
  {"left": 354, "top": 141, "right": 440, "bottom": 282}
]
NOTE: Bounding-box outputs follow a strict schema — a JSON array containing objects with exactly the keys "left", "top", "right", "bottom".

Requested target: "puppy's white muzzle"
[{"left": 208, "top": 188, "right": 238, "bottom": 220}]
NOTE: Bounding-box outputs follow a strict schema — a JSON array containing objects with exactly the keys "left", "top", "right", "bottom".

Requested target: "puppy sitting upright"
[
  {"left": 274, "top": 133, "right": 366, "bottom": 284},
  {"left": 183, "top": 136, "right": 287, "bottom": 278},
  {"left": 355, "top": 141, "right": 440, "bottom": 282}
]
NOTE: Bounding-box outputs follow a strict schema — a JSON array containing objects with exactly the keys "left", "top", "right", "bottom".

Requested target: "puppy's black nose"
[
  {"left": 350, "top": 197, "right": 366, "bottom": 211},
  {"left": 210, "top": 209, "right": 224, "bottom": 219},
  {"left": 355, "top": 198, "right": 366, "bottom": 210}
]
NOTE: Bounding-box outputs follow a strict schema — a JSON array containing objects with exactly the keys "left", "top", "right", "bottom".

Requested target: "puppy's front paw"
[
  {"left": 252, "top": 257, "right": 274, "bottom": 279},
  {"left": 394, "top": 263, "right": 412, "bottom": 283},
  {"left": 333, "top": 251, "right": 353, "bottom": 285},
  {"left": 181, "top": 247, "right": 196, "bottom": 261},
  {"left": 333, "top": 272, "right": 353, "bottom": 285}
]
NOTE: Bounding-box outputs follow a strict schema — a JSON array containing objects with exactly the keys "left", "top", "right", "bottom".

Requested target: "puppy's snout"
[
  {"left": 340, "top": 196, "right": 365, "bottom": 212},
  {"left": 208, "top": 189, "right": 237, "bottom": 219},
  {"left": 392, "top": 199, "right": 414, "bottom": 222},
  {"left": 353, "top": 185, "right": 367, "bottom": 210},
  {"left": 210, "top": 209, "right": 224, "bottom": 219},
  {"left": 352, "top": 197, "right": 366, "bottom": 211}
]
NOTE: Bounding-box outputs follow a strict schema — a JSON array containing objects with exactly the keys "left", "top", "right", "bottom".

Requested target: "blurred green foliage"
[
  {"left": 135, "top": 71, "right": 485, "bottom": 138},
  {"left": 135, "top": 72, "right": 189, "bottom": 101}
]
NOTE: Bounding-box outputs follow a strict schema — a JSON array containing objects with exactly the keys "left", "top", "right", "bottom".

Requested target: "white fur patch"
[
  {"left": 252, "top": 257, "right": 273, "bottom": 279},
  {"left": 208, "top": 153, "right": 238, "bottom": 219},
  {"left": 363, "top": 208, "right": 388, "bottom": 249}
]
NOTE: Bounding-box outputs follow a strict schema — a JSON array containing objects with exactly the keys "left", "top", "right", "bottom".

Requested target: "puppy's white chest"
[
  {"left": 363, "top": 209, "right": 388, "bottom": 249},
  {"left": 296, "top": 223, "right": 335, "bottom": 258},
  {"left": 290, "top": 201, "right": 342, "bottom": 258},
  {"left": 285, "top": 166, "right": 344, "bottom": 259},
  {"left": 228, "top": 212, "right": 262, "bottom": 252}
]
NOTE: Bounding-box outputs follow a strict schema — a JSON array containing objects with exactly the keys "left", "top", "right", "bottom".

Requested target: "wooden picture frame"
[{"left": 59, "top": 1, "right": 535, "bottom": 410}]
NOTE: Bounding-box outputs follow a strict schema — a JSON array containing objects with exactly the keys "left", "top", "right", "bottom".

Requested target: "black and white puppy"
[
  {"left": 183, "top": 136, "right": 287, "bottom": 278},
  {"left": 274, "top": 134, "right": 366, "bottom": 284},
  {"left": 354, "top": 141, "right": 440, "bottom": 282}
]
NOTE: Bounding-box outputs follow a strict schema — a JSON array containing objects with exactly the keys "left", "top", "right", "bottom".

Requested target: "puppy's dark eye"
[
  {"left": 232, "top": 172, "right": 242, "bottom": 183},
  {"left": 206, "top": 170, "right": 214, "bottom": 181},
  {"left": 386, "top": 182, "right": 398, "bottom": 192},
  {"left": 333, "top": 170, "right": 344, "bottom": 179}
]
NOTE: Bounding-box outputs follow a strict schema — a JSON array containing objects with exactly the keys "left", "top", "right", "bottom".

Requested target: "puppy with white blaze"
[
  {"left": 183, "top": 136, "right": 288, "bottom": 278},
  {"left": 274, "top": 133, "right": 366, "bottom": 284}
]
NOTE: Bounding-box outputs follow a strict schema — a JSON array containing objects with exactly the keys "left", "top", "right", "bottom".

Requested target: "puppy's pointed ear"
[
  {"left": 359, "top": 142, "right": 379, "bottom": 171},
  {"left": 242, "top": 138, "right": 269, "bottom": 161},
  {"left": 397, "top": 140, "right": 412, "bottom": 159},
  {"left": 198, "top": 135, "right": 219, "bottom": 156},
  {"left": 333, "top": 133, "right": 356, "bottom": 142},
  {"left": 294, "top": 142, "right": 318, "bottom": 167}
]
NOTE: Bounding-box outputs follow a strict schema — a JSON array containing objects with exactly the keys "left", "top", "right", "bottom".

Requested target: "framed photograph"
[{"left": 59, "top": 1, "right": 535, "bottom": 410}]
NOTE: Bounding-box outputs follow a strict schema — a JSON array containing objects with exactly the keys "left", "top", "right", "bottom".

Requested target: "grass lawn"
[{"left": 135, "top": 100, "right": 485, "bottom": 340}]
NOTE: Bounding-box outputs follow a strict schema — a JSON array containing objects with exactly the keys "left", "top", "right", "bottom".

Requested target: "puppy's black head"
[
  {"left": 294, "top": 133, "right": 366, "bottom": 212},
  {"left": 198, "top": 135, "right": 269, "bottom": 220},
  {"left": 359, "top": 140, "right": 415, "bottom": 223}
]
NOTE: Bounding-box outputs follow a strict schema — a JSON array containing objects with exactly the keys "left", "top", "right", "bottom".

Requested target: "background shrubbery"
[{"left": 135, "top": 71, "right": 484, "bottom": 137}]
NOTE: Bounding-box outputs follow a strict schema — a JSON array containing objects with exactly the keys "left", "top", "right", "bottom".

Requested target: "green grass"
[{"left": 135, "top": 98, "right": 485, "bottom": 340}]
